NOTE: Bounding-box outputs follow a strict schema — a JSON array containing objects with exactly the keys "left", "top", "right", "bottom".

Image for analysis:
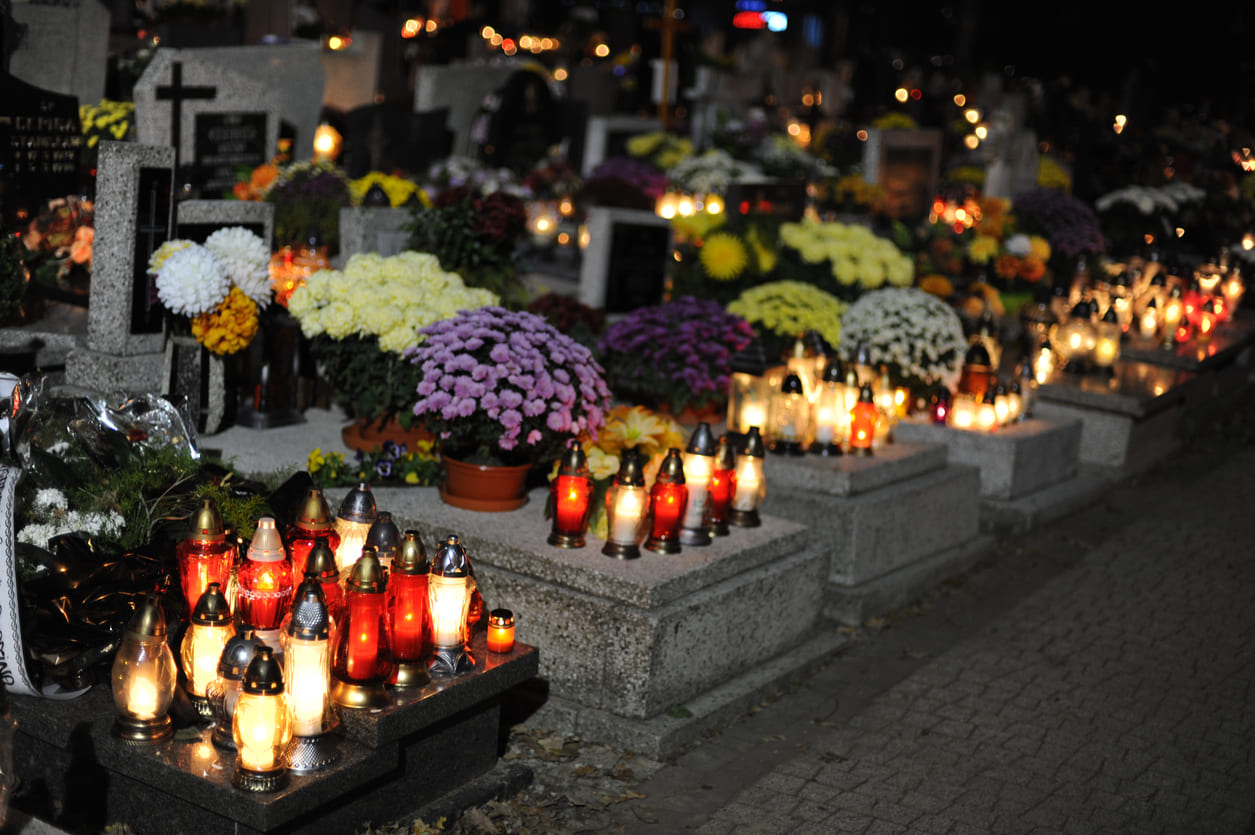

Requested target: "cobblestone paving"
[{"left": 696, "top": 445, "right": 1255, "bottom": 835}]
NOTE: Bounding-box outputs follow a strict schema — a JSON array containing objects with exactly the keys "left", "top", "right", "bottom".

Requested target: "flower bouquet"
[
  {"left": 577, "top": 157, "right": 667, "bottom": 211},
  {"left": 598, "top": 297, "right": 754, "bottom": 416},
  {"left": 727, "top": 280, "right": 847, "bottom": 362},
  {"left": 777, "top": 217, "right": 915, "bottom": 300},
  {"left": 348, "top": 171, "right": 430, "bottom": 208},
  {"left": 837, "top": 287, "right": 967, "bottom": 394},
  {"left": 234, "top": 160, "right": 352, "bottom": 250},
  {"left": 668, "top": 210, "right": 781, "bottom": 304},
  {"left": 409, "top": 306, "right": 613, "bottom": 468},
  {"left": 20, "top": 195, "right": 94, "bottom": 305},
  {"left": 408, "top": 185, "right": 529, "bottom": 305},
  {"left": 150, "top": 227, "right": 272, "bottom": 355},
  {"left": 1011, "top": 187, "right": 1106, "bottom": 274},
  {"left": 287, "top": 251, "right": 497, "bottom": 429},
  {"left": 664, "top": 148, "right": 759, "bottom": 197},
  {"left": 625, "top": 131, "right": 694, "bottom": 171}
]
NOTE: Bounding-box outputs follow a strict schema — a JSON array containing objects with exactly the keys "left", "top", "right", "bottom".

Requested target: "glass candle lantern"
[
  {"left": 1161, "top": 285, "right": 1186, "bottom": 334},
  {"left": 645, "top": 449, "right": 689, "bottom": 554},
  {"left": 974, "top": 310, "right": 1001, "bottom": 375},
  {"left": 206, "top": 627, "right": 265, "bottom": 750},
  {"left": 679, "top": 423, "right": 717, "bottom": 547},
  {"left": 810, "top": 359, "right": 847, "bottom": 455},
  {"left": 180, "top": 582, "right": 234, "bottom": 718},
  {"left": 950, "top": 395, "right": 977, "bottom": 430},
  {"left": 1222, "top": 267, "right": 1245, "bottom": 313},
  {"left": 389, "top": 531, "right": 432, "bottom": 688},
  {"left": 428, "top": 536, "right": 476, "bottom": 677},
  {"left": 847, "top": 385, "right": 878, "bottom": 456},
  {"left": 1138, "top": 298, "right": 1160, "bottom": 342},
  {"left": 725, "top": 333, "right": 771, "bottom": 436},
  {"left": 549, "top": 440, "right": 593, "bottom": 548},
  {"left": 231, "top": 646, "right": 292, "bottom": 793},
  {"left": 111, "top": 594, "right": 177, "bottom": 743},
  {"left": 768, "top": 373, "right": 809, "bottom": 456},
  {"left": 1183, "top": 277, "right": 1204, "bottom": 326},
  {"left": 286, "top": 487, "right": 340, "bottom": 586},
  {"left": 1051, "top": 300, "right": 1098, "bottom": 374},
  {"left": 282, "top": 580, "right": 337, "bottom": 773},
  {"left": 365, "top": 511, "right": 401, "bottom": 574},
  {"left": 331, "top": 547, "right": 393, "bottom": 708},
  {"left": 1006, "top": 380, "right": 1024, "bottom": 424},
  {"left": 487, "top": 609, "right": 516, "bottom": 654},
  {"left": 1032, "top": 338, "right": 1056, "bottom": 385},
  {"left": 1018, "top": 361, "right": 1037, "bottom": 419},
  {"left": 176, "top": 498, "right": 235, "bottom": 614},
  {"left": 993, "top": 383, "right": 1010, "bottom": 426},
  {"left": 957, "top": 342, "right": 995, "bottom": 400},
  {"left": 930, "top": 387, "right": 953, "bottom": 425},
  {"left": 976, "top": 388, "right": 999, "bottom": 433},
  {"left": 1092, "top": 306, "right": 1122, "bottom": 373},
  {"left": 334, "top": 482, "right": 377, "bottom": 569},
  {"left": 785, "top": 334, "right": 823, "bottom": 400},
  {"left": 236, "top": 517, "right": 293, "bottom": 645},
  {"left": 1196, "top": 298, "right": 1220, "bottom": 341},
  {"left": 602, "top": 451, "right": 649, "bottom": 559},
  {"left": 707, "top": 435, "right": 737, "bottom": 537},
  {"left": 303, "top": 537, "right": 344, "bottom": 627},
  {"left": 730, "top": 427, "right": 766, "bottom": 527}
]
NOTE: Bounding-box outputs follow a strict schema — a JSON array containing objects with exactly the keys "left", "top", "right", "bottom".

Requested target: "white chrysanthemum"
[
  {"left": 204, "top": 227, "right": 271, "bottom": 307},
  {"left": 155, "top": 244, "right": 229, "bottom": 316},
  {"left": 149, "top": 239, "right": 195, "bottom": 273}
]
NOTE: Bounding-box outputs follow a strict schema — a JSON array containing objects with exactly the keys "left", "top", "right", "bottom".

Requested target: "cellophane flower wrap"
[
  {"left": 838, "top": 287, "right": 967, "bottom": 392},
  {"left": 598, "top": 297, "right": 754, "bottom": 414},
  {"left": 410, "top": 307, "right": 613, "bottom": 467},
  {"left": 287, "top": 252, "right": 498, "bottom": 425}
]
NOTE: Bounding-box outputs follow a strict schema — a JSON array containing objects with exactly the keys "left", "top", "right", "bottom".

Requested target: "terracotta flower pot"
[
  {"left": 438, "top": 455, "right": 531, "bottom": 512},
  {"left": 341, "top": 417, "right": 435, "bottom": 454}
]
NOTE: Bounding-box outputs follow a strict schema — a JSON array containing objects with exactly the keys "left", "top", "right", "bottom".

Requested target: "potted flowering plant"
[
  {"left": 286, "top": 251, "right": 498, "bottom": 448},
  {"left": 777, "top": 217, "right": 915, "bottom": 301},
  {"left": 727, "top": 280, "right": 847, "bottom": 362},
  {"left": 837, "top": 287, "right": 967, "bottom": 396},
  {"left": 409, "top": 306, "right": 613, "bottom": 510},
  {"left": 20, "top": 195, "right": 94, "bottom": 306},
  {"left": 598, "top": 297, "right": 754, "bottom": 418}
]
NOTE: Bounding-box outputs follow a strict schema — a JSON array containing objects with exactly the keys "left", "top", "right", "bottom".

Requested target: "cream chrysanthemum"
[
  {"left": 204, "top": 227, "right": 271, "bottom": 307},
  {"left": 155, "top": 244, "right": 229, "bottom": 316},
  {"left": 148, "top": 239, "right": 194, "bottom": 273}
]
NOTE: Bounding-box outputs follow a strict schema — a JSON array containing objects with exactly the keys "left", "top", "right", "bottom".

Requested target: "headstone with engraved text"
[
  {"left": 0, "top": 72, "right": 83, "bottom": 228},
  {"left": 579, "top": 207, "right": 671, "bottom": 314}
]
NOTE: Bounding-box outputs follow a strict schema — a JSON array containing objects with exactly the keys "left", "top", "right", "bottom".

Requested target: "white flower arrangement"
[
  {"left": 779, "top": 218, "right": 915, "bottom": 289},
  {"left": 287, "top": 251, "right": 498, "bottom": 354},
  {"left": 665, "top": 149, "right": 761, "bottom": 196},
  {"left": 17, "top": 487, "right": 125, "bottom": 548},
  {"left": 752, "top": 135, "right": 838, "bottom": 181},
  {"left": 1094, "top": 183, "right": 1206, "bottom": 215},
  {"left": 424, "top": 155, "right": 526, "bottom": 197},
  {"left": 150, "top": 227, "right": 271, "bottom": 315},
  {"left": 838, "top": 287, "right": 968, "bottom": 390}
]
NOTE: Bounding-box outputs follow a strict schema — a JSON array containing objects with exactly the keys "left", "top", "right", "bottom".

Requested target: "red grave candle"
[
  {"left": 236, "top": 518, "right": 293, "bottom": 632},
  {"left": 286, "top": 487, "right": 340, "bottom": 586},
  {"left": 848, "top": 384, "right": 878, "bottom": 456},
  {"left": 176, "top": 499, "right": 234, "bottom": 612},
  {"left": 644, "top": 448, "right": 688, "bottom": 554},
  {"left": 332, "top": 548, "right": 392, "bottom": 686},
  {"left": 706, "top": 435, "right": 737, "bottom": 537}
]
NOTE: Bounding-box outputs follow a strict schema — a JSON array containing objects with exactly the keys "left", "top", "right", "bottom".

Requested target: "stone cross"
[{"left": 154, "top": 61, "right": 217, "bottom": 172}]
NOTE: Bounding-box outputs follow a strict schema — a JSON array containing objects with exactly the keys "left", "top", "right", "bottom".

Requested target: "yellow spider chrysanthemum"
[{"left": 699, "top": 232, "right": 749, "bottom": 281}]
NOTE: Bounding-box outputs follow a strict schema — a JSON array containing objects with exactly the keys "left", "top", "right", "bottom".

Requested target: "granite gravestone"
[
  {"left": 578, "top": 207, "right": 671, "bottom": 314},
  {"left": 0, "top": 73, "right": 83, "bottom": 228},
  {"left": 9, "top": 0, "right": 109, "bottom": 109},
  {"left": 133, "top": 49, "right": 281, "bottom": 198},
  {"left": 413, "top": 63, "right": 515, "bottom": 157},
  {"left": 724, "top": 180, "right": 809, "bottom": 221},
  {"left": 580, "top": 115, "right": 661, "bottom": 176},
  {"left": 340, "top": 103, "right": 451, "bottom": 179},
  {"left": 472, "top": 69, "right": 563, "bottom": 175},
  {"left": 65, "top": 142, "right": 174, "bottom": 392}
]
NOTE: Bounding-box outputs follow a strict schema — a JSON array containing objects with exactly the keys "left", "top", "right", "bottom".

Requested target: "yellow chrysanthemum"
[
  {"left": 699, "top": 232, "right": 749, "bottom": 281},
  {"left": 918, "top": 274, "right": 955, "bottom": 298},
  {"left": 671, "top": 211, "right": 726, "bottom": 242},
  {"left": 967, "top": 234, "right": 1000, "bottom": 265},
  {"left": 1028, "top": 235, "right": 1051, "bottom": 262},
  {"left": 191, "top": 287, "right": 260, "bottom": 355}
]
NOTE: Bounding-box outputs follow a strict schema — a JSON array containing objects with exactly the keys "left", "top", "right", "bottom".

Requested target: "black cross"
[{"left": 155, "top": 61, "right": 216, "bottom": 172}]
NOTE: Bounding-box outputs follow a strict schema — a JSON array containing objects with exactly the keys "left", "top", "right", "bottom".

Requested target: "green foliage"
[
  {"left": 0, "top": 228, "right": 29, "bottom": 323},
  {"left": 308, "top": 334, "right": 423, "bottom": 427},
  {"left": 408, "top": 191, "right": 529, "bottom": 307}
]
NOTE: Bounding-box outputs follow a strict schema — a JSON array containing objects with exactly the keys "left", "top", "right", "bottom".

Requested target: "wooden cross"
[
  {"left": 155, "top": 61, "right": 217, "bottom": 172},
  {"left": 645, "top": 0, "right": 694, "bottom": 130}
]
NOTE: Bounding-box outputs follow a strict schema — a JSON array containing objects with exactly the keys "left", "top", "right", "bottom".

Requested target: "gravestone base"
[
  {"left": 0, "top": 303, "right": 86, "bottom": 371},
  {"left": 338, "top": 207, "right": 414, "bottom": 261},
  {"left": 761, "top": 445, "right": 992, "bottom": 625},
  {"left": 1033, "top": 398, "right": 1182, "bottom": 479},
  {"left": 11, "top": 634, "right": 538, "bottom": 834},
  {"left": 346, "top": 486, "right": 838, "bottom": 758},
  {"left": 65, "top": 345, "right": 165, "bottom": 394},
  {"left": 978, "top": 467, "right": 1113, "bottom": 534}
]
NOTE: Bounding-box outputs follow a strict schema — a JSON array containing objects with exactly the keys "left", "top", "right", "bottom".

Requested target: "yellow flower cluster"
[
  {"left": 699, "top": 232, "right": 750, "bottom": 281},
  {"left": 79, "top": 100, "right": 134, "bottom": 147},
  {"left": 1037, "top": 156, "right": 1073, "bottom": 192},
  {"left": 670, "top": 211, "right": 726, "bottom": 243},
  {"left": 779, "top": 219, "right": 914, "bottom": 289},
  {"left": 191, "top": 287, "right": 259, "bottom": 355},
  {"left": 625, "top": 132, "right": 693, "bottom": 170},
  {"left": 870, "top": 112, "right": 919, "bottom": 131},
  {"left": 728, "top": 280, "right": 846, "bottom": 348},
  {"left": 830, "top": 175, "right": 884, "bottom": 210},
  {"left": 348, "top": 172, "right": 430, "bottom": 208},
  {"left": 287, "top": 252, "right": 498, "bottom": 353}
]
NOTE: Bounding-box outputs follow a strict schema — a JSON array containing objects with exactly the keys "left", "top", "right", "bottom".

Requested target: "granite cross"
[{"left": 155, "top": 61, "right": 216, "bottom": 172}]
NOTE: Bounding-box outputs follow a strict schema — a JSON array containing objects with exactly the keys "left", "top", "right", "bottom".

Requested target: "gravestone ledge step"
[{"left": 979, "top": 467, "right": 1114, "bottom": 534}]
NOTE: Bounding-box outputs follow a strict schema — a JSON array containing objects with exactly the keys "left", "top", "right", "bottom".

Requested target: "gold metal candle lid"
[
  {"left": 346, "top": 546, "right": 386, "bottom": 593},
  {"left": 241, "top": 646, "right": 284, "bottom": 695},
  {"left": 294, "top": 487, "right": 334, "bottom": 533},
  {"left": 488, "top": 609, "right": 514, "bottom": 628},
  {"left": 393, "top": 531, "right": 429, "bottom": 576},
  {"left": 124, "top": 593, "right": 168, "bottom": 640},
  {"left": 337, "top": 482, "right": 377, "bottom": 524},
  {"left": 655, "top": 448, "right": 686, "bottom": 485},
  {"left": 822, "top": 356, "right": 845, "bottom": 383},
  {"left": 304, "top": 537, "right": 339, "bottom": 581},
  {"left": 189, "top": 498, "right": 225, "bottom": 543},
  {"left": 780, "top": 373, "right": 804, "bottom": 395},
  {"left": 190, "top": 582, "right": 232, "bottom": 627}
]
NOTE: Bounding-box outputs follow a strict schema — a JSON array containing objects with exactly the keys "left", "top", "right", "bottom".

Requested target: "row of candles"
[
  {"left": 113, "top": 486, "right": 512, "bottom": 792},
  {"left": 547, "top": 423, "right": 767, "bottom": 557}
]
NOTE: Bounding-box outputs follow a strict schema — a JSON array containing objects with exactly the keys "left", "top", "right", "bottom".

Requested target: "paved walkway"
[{"left": 678, "top": 441, "right": 1255, "bottom": 832}]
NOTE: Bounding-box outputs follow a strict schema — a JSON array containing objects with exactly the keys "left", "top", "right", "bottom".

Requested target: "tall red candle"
[
  {"left": 176, "top": 499, "right": 234, "bottom": 612},
  {"left": 332, "top": 547, "right": 392, "bottom": 687},
  {"left": 236, "top": 518, "right": 292, "bottom": 633},
  {"left": 286, "top": 487, "right": 340, "bottom": 587},
  {"left": 644, "top": 449, "right": 688, "bottom": 554},
  {"left": 706, "top": 434, "right": 737, "bottom": 537},
  {"left": 548, "top": 440, "right": 593, "bottom": 548},
  {"left": 848, "top": 384, "right": 878, "bottom": 456}
]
